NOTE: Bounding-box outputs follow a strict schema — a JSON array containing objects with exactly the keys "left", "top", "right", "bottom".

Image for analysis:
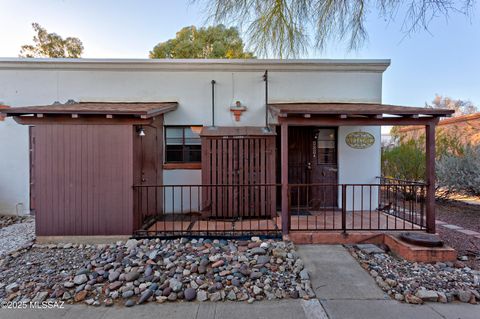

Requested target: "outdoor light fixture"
[{"left": 137, "top": 126, "right": 146, "bottom": 137}]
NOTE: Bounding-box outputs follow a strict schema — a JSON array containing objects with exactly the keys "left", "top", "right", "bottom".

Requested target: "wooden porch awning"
[
  {"left": 3, "top": 101, "right": 178, "bottom": 119},
  {"left": 268, "top": 102, "right": 454, "bottom": 118}
]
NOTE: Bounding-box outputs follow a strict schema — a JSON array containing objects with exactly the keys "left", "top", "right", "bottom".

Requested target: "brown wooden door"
[{"left": 288, "top": 127, "right": 338, "bottom": 210}]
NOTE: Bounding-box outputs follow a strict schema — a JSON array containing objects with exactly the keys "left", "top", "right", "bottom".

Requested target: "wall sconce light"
[
  {"left": 230, "top": 100, "right": 247, "bottom": 122},
  {"left": 137, "top": 126, "right": 146, "bottom": 137}
]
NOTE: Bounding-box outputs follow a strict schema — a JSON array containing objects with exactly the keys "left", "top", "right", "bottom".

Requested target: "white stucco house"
[{"left": 0, "top": 58, "right": 451, "bottom": 239}]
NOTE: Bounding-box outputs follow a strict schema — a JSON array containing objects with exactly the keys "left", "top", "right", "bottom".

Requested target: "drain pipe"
[
  {"left": 211, "top": 80, "right": 216, "bottom": 127},
  {"left": 263, "top": 70, "right": 270, "bottom": 132}
]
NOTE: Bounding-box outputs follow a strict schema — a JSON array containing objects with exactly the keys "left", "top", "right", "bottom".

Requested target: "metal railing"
[
  {"left": 288, "top": 182, "right": 426, "bottom": 232},
  {"left": 133, "top": 184, "right": 281, "bottom": 237},
  {"left": 133, "top": 179, "right": 427, "bottom": 237}
]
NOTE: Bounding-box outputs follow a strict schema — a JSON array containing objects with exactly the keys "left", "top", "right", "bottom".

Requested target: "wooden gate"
[{"left": 201, "top": 127, "right": 276, "bottom": 219}]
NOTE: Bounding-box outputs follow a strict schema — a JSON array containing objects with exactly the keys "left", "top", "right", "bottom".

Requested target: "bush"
[
  {"left": 382, "top": 139, "right": 425, "bottom": 181},
  {"left": 382, "top": 127, "right": 464, "bottom": 182},
  {"left": 436, "top": 145, "right": 480, "bottom": 196}
]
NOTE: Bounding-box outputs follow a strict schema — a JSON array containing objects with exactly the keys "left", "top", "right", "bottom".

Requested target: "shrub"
[
  {"left": 382, "top": 139, "right": 425, "bottom": 181},
  {"left": 382, "top": 127, "right": 465, "bottom": 182},
  {"left": 436, "top": 145, "right": 480, "bottom": 196}
]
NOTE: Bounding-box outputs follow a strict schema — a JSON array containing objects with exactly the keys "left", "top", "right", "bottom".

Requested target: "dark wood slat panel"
[{"left": 201, "top": 133, "right": 276, "bottom": 219}]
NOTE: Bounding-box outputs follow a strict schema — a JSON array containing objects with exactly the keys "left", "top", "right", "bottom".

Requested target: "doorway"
[{"left": 285, "top": 126, "right": 338, "bottom": 210}]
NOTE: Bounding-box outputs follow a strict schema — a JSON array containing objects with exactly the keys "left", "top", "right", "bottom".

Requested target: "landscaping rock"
[
  {"left": 125, "top": 299, "right": 135, "bottom": 307},
  {"left": 124, "top": 271, "right": 140, "bottom": 282},
  {"left": 0, "top": 237, "right": 311, "bottom": 307},
  {"left": 458, "top": 290, "right": 472, "bottom": 303},
  {"left": 415, "top": 289, "right": 438, "bottom": 302},
  {"left": 74, "top": 290, "right": 88, "bottom": 302},
  {"left": 169, "top": 278, "right": 183, "bottom": 292},
  {"left": 356, "top": 244, "right": 384, "bottom": 255},
  {"left": 197, "top": 290, "right": 208, "bottom": 302},
  {"left": 250, "top": 247, "right": 266, "bottom": 255},
  {"left": 348, "top": 245, "right": 480, "bottom": 305},
  {"left": 73, "top": 274, "right": 88, "bottom": 285},
  {"left": 138, "top": 289, "right": 153, "bottom": 304},
  {"left": 184, "top": 288, "right": 196, "bottom": 301}
]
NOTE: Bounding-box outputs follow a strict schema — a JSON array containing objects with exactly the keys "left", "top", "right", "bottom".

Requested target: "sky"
[{"left": 0, "top": 0, "right": 479, "bottom": 110}]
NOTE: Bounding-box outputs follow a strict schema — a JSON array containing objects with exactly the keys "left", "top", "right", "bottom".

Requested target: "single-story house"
[
  {"left": 0, "top": 58, "right": 453, "bottom": 240},
  {"left": 396, "top": 112, "right": 480, "bottom": 145}
]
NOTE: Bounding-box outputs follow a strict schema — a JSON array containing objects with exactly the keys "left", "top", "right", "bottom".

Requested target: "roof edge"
[{"left": 0, "top": 58, "right": 391, "bottom": 72}]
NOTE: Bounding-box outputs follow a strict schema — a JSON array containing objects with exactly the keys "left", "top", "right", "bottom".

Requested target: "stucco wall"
[
  {"left": 338, "top": 126, "right": 382, "bottom": 210},
  {"left": 0, "top": 59, "right": 387, "bottom": 215},
  {"left": 0, "top": 117, "right": 30, "bottom": 215}
]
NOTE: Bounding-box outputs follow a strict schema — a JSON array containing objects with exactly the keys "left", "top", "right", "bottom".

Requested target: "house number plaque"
[{"left": 345, "top": 131, "right": 375, "bottom": 149}]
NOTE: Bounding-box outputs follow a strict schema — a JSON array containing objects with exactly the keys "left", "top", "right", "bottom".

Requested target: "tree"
[
  {"left": 426, "top": 94, "right": 478, "bottom": 116},
  {"left": 149, "top": 25, "right": 254, "bottom": 59},
  {"left": 19, "top": 23, "right": 84, "bottom": 58},
  {"left": 196, "top": 0, "right": 474, "bottom": 57}
]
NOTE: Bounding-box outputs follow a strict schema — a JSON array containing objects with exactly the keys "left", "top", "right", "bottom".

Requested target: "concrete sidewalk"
[
  {"left": 1, "top": 245, "right": 479, "bottom": 319},
  {"left": 296, "top": 245, "right": 480, "bottom": 319},
  {"left": 0, "top": 299, "right": 321, "bottom": 319}
]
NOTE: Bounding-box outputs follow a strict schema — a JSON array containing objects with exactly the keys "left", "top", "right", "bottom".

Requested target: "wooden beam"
[
  {"left": 14, "top": 116, "right": 153, "bottom": 126},
  {"left": 425, "top": 123, "right": 436, "bottom": 234},
  {"left": 278, "top": 116, "right": 439, "bottom": 126},
  {"left": 281, "top": 122, "right": 289, "bottom": 236}
]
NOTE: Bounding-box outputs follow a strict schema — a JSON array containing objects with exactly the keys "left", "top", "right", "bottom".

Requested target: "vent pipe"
[
  {"left": 263, "top": 70, "right": 270, "bottom": 132},
  {"left": 211, "top": 80, "right": 216, "bottom": 127}
]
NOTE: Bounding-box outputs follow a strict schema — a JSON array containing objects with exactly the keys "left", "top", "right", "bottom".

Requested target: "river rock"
[
  {"left": 184, "top": 288, "right": 196, "bottom": 301},
  {"left": 74, "top": 274, "right": 88, "bottom": 285}
]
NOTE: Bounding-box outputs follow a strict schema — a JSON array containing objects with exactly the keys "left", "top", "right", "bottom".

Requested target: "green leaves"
[
  {"left": 19, "top": 23, "right": 84, "bottom": 58},
  {"left": 149, "top": 25, "right": 255, "bottom": 59}
]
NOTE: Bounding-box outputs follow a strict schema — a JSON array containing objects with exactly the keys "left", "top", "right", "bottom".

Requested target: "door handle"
[{"left": 306, "top": 162, "right": 312, "bottom": 170}]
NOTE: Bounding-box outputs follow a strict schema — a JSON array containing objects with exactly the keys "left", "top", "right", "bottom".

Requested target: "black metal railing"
[
  {"left": 133, "top": 179, "right": 427, "bottom": 238},
  {"left": 133, "top": 184, "right": 281, "bottom": 237},
  {"left": 288, "top": 181, "right": 426, "bottom": 232}
]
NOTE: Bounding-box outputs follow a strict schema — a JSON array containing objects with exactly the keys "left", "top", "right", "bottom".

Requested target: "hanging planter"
[{"left": 230, "top": 100, "right": 247, "bottom": 121}]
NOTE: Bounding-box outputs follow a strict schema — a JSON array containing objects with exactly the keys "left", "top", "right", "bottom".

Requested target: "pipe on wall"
[
  {"left": 211, "top": 80, "right": 216, "bottom": 127},
  {"left": 263, "top": 70, "right": 269, "bottom": 131}
]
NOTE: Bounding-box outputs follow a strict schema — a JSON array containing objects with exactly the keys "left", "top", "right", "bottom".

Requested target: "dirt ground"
[{"left": 436, "top": 200, "right": 480, "bottom": 269}]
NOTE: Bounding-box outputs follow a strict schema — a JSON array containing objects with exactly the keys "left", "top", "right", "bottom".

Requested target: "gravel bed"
[
  {"left": 0, "top": 238, "right": 314, "bottom": 307},
  {"left": 0, "top": 217, "right": 35, "bottom": 257},
  {"left": 0, "top": 215, "right": 30, "bottom": 229},
  {"left": 347, "top": 244, "right": 480, "bottom": 304},
  {"left": 437, "top": 201, "right": 480, "bottom": 233},
  {"left": 437, "top": 227, "right": 480, "bottom": 270}
]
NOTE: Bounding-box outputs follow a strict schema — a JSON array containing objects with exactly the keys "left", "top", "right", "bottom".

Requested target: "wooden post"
[
  {"left": 425, "top": 123, "right": 436, "bottom": 233},
  {"left": 281, "top": 122, "right": 289, "bottom": 235}
]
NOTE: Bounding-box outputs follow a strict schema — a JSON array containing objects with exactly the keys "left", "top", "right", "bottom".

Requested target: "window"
[
  {"left": 165, "top": 126, "right": 202, "bottom": 163},
  {"left": 314, "top": 129, "right": 336, "bottom": 165}
]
